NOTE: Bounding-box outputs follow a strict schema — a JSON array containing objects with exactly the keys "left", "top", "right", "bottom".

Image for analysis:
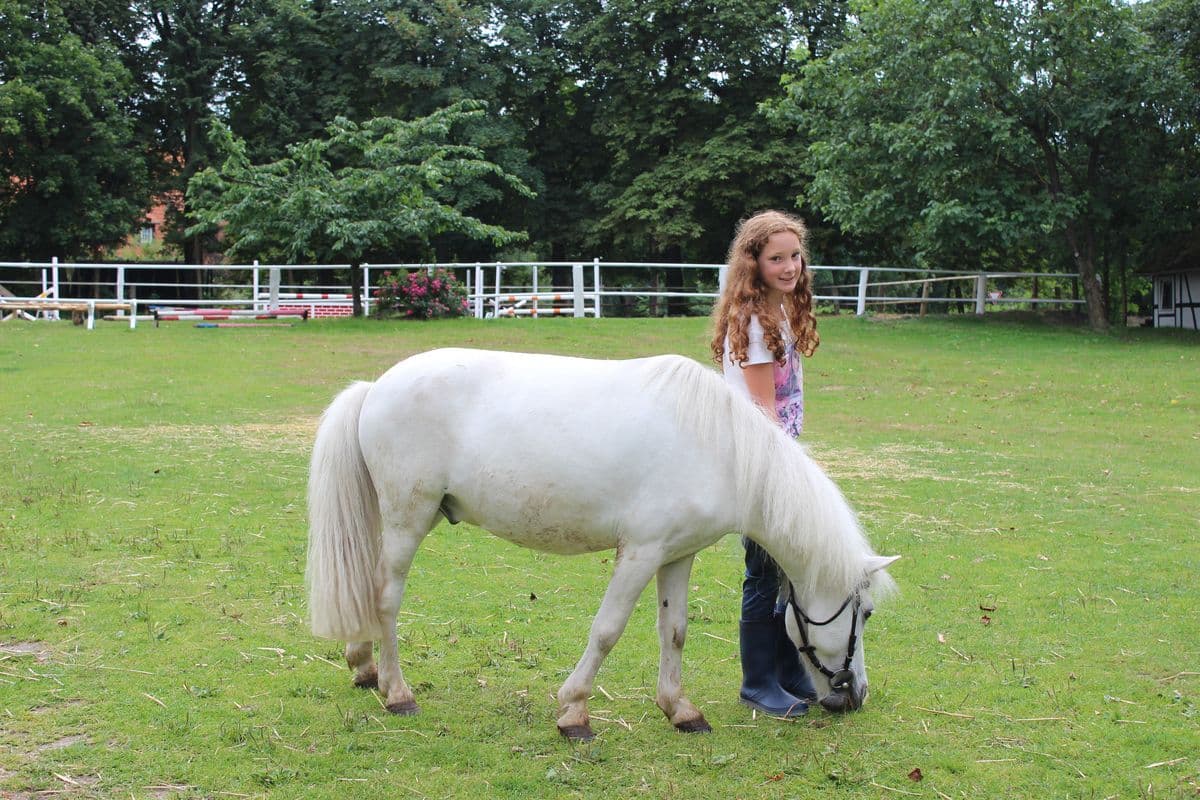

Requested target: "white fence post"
[
  {"left": 532, "top": 263, "right": 539, "bottom": 316},
  {"left": 363, "top": 264, "right": 371, "bottom": 316},
  {"left": 494, "top": 263, "right": 502, "bottom": 316},
  {"left": 593, "top": 258, "right": 602, "bottom": 319},
  {"left": 116, "top": 266, "right": 125, "bottom": 313},
  {"left": 474, "top": 262, "right": 484, "bottom": 319},
  {"left": 856, "top": 267, "right": 869, "bottom": 316},
  {"left": 572, "top": 263, "right": 584, "bottom": 318},
  {"left": 269, "top": 267, "right": 280, "bottom": 311},
  {"left": 50, "top": 257, "right": 60, "bottom": 320},
  {"left": 252, "top": 260, "right": 260, "bottom": 311},
  {"left": 975, "top": 273, "right": 987, "bottom": 315}
]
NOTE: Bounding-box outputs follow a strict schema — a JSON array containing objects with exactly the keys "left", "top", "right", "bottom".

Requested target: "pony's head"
[{"left": 782, "top": 554, "right": 899, "bottom": 712}]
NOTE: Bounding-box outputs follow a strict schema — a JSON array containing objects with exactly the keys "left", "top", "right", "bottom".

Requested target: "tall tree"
[
  {"left": 135, "top": 0, "right": 247, "bottom": 263},
  {"left": 790, "top": 0, "right": 1182, "bottom": 329},
  {"left": 0, "top": 0, "right": 149, "bottom": 260},
  {"left": 1134, "top": 0, "right": 1200, "bottom": 276},
  {"left": 571, "top": 1, "right": 845, "bottom": 312},
  {"left": 223, "top": 0, "right": 533, "bottom": 262},
  {"left": 187, "top": 102, "right": 532, "bottom": 314},
  {"left": 485, "top": 0, "right": 602, "bottom": 267}
]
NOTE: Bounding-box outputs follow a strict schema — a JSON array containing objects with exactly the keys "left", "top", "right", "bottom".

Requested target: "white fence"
[{"left": 0, "top": 258, "right": 1083, "bottom": 327}]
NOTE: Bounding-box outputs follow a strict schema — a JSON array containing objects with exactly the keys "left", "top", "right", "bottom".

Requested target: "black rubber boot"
[
  {"left": 739, "top": 620, "right": 809, "bottom": 717},
  {"left": 775, "top": 614, "right": 818, "bottom": 702}
]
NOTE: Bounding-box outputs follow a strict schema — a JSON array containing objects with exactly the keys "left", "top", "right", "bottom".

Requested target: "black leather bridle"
[{"left": 785, "top": 582, "right": 863, "bottom": 694}]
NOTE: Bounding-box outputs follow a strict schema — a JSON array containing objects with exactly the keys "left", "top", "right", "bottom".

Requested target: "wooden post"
[{"left": 919, "top": 279, "right": 931, "bottom": 317}]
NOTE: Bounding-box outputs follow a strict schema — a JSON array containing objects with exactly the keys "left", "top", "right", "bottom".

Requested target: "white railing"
[{"left": 0, "top": 259, "right": 1083, "bottom": 326}]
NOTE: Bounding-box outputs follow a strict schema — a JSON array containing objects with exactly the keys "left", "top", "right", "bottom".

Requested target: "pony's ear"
[{"left": 865, "top": 555, "right": 900, "bottom": 574}]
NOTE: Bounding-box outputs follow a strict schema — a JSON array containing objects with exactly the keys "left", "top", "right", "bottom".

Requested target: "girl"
[{"left": 710, "top": 210, "right": 820, "bottom": 718}]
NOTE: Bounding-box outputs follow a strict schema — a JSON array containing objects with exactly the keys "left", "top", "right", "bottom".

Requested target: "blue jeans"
[{"left": 742, "top": 539, "right": 784, "bottom": 622}]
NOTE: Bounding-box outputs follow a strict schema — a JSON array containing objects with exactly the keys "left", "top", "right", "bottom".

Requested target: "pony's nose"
[{"left": 819, "top": 678, "right": 866, "bottom": 713}]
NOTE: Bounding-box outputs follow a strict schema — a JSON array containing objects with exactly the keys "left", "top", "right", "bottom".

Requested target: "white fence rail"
[{"left": 0, "top": 258, "right": 1083, "bottom": 327}]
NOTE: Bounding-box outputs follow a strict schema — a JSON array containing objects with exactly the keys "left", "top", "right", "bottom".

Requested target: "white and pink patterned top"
[{"left": 722, "top": 312, "right": 804, "bottom": 437}]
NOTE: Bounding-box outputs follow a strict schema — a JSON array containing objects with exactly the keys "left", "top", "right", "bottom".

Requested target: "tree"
[
  {"left": 186, "top": 102, "right": 532, "bottom": 315},
  {"left": 222, "top": 0, "right": 534, "bottom": 263},
  {"left": 788, "top": 0, "right": 1184, "bottom": 329},
  {"left": 1133, "top": 0, "right": 1200, "bottom": 281},
  {"left": 225, "top": 0, "right": 504, "bottom": 161},
  {"left": 484, "top": 0, "right": 604, "bottom": 271},
  {"left": 570, "top": 0, "right": 846, "bottom": 313},
  {"left": 135, "top": 0, "right": 248, "bottom": 264},
  {"left": 0, "top": 0, "right": 149, "bottom": 260}
]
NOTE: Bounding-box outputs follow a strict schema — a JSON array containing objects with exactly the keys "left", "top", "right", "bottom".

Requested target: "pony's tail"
[{"left": 306, "top": 381, "right": 383, "bottom": 642}]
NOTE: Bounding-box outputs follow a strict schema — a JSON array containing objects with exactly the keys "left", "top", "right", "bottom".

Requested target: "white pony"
[{"left": 307, "top": 348, "right": 898, "bottom": 740}]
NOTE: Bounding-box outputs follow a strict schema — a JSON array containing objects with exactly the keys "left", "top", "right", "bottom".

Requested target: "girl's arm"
[{"left": 741, "top": 362, "right": 780, "bottom": 426}]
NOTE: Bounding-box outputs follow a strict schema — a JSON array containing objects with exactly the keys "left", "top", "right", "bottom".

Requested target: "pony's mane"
[{"left": 642, "top": 356, "right": 896, "bottom": 602}]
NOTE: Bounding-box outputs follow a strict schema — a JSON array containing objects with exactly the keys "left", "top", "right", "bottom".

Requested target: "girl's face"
[{"left": 756, "top": 231, "right": 804, "bottom": 303}]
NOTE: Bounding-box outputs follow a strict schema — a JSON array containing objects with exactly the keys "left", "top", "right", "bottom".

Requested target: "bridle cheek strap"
[{"left": 786, "top": 582, "right": 860, "bottom": 684}]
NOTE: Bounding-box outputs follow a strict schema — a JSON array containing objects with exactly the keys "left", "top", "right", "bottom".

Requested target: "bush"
[{"left": 374, "top": 269, "right": 470, "bottom": 319}]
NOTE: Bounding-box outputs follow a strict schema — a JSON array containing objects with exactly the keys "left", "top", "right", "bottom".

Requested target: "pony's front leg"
[
  {"left": 374, "top": 522, "right": 429, "bottom": 715},
  {"left": 654, "top": 554, "right": 711, "bottom": 733},
  {"left": 557, "top": 548, "right": 661, "bottom": 741}
]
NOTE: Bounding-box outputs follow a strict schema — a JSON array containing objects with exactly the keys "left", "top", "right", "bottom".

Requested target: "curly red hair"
[{"left": 710, "top": 210, "right": 819, "bottom": 367}]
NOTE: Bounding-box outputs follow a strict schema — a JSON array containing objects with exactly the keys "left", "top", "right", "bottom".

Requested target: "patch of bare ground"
[
  {"left": 96, "top": 420, "right": 318, "bottom": 451},
  {"left": 27, "top": 420, "right": 318, "bottom": 453},
  {"left": 0, "top": 642, "right": 52, "bottom": 663},
  {"left": 0, "top": 772, "right": 100, "bottom": 799},
  {"left": 36, "top": 735, "right": 88, "bottom": 752},
  {"left": 809, "top": 443, "right": 949, "bottom": 481}
]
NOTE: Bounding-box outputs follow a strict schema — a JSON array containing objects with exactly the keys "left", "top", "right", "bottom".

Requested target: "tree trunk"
[
  {"left": 1065, "top": 223, "right": 1108, "bottom": 330},
  {"left": 662, "top": 243, "right": 687, "bottom": 316},
  {"left": 550, "top": 241, "right": 571, "bottom": 291}
]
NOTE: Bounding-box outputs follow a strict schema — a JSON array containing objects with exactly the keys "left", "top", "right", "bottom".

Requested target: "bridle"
[{"left": 785, "top": 582, "right": 863, "bottom": 694}]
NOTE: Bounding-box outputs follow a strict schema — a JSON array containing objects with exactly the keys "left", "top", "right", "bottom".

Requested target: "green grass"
[{"left": 1, "top": 315, "right": 1197, "bottom": 799}]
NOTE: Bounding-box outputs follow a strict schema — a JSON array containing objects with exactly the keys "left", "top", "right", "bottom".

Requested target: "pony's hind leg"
[
  {"left": 374, "top": 517, "right": 432, "bottom": 715},
  {"left": 654, "top": 554, "right": 711, "bottom": 733},
  {"left": 346, "top": 641, "right": 377, "bottom": 688}
]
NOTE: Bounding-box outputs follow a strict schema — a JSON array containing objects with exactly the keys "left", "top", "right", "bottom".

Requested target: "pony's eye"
[{"left": 863, "top": 609, "right": 873, "bottom": 621}]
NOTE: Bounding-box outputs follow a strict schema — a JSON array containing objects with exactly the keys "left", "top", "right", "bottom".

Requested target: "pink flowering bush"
[{"left": 374, "top": 269, "right": 470, "bottom": 319}]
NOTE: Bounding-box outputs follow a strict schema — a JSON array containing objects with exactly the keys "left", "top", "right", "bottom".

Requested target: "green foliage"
[
  {"left": 373, "top": 268, "right": 470, "bottom": 319},
  {"left": 185, "top": 102, "right": 533, "bottom": 266},
  {"left": 570, "top": 0, "right": 841, "bottom": 262},
  {"left": 784, "top": 0, "right": 1193, "bottom": 329},
  {"left": 0, "top": 0, "right": 149, "bottom": 260}
]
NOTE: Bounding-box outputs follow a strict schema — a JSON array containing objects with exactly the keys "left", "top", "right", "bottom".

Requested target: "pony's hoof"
[
  {"left": 353, "top": 666, "right": 378, "bottom": 689},
  {"left": 385, "top": 699, "right": 420, "bottom": 716},
  {"left": 558, "top": 723, "right": 595, "bottom": 742},
  {"left": 674, "top": 716, "right": 712, "bottom": 734}
]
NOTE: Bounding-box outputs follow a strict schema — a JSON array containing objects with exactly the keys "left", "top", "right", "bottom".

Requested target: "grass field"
[{"left": 1, "top": 315, "right": 1197, "bottom": 799}]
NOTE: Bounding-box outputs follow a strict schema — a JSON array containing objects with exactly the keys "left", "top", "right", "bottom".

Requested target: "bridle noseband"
[{"left": 786, "top": 582, "right": 862, "bottom": 693}]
